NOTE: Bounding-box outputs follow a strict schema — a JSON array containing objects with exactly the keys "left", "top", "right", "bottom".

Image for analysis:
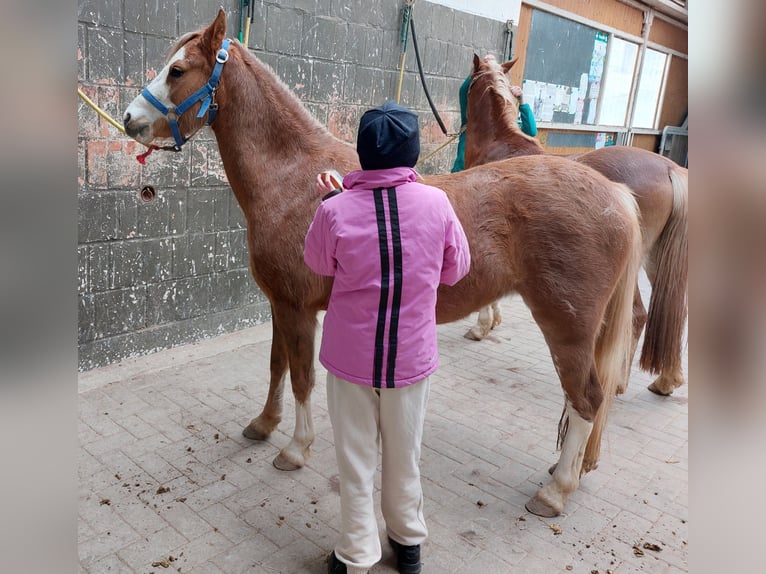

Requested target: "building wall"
[{"left": 77, "top": 0, "right": 508, "bottom": 370}]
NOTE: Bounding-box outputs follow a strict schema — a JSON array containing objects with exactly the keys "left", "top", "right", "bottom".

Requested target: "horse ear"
[
  {"left": 201, "top": 8, "right": 227, "bottom": 56},
  {"left": 472, "top": 53, "right": 481, "bottom": 73},
  {"left": 501, "top": 56, "right": 519, "bottom": 76}
]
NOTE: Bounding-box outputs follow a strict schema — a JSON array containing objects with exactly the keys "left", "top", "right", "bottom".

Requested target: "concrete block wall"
[{"left": 77, "top": 0, "right": 508, "bottom": 370}]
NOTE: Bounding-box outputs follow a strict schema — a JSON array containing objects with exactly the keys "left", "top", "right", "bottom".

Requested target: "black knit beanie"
[{"left": 356, "top": 101, "right": 420, "bottom": 170}]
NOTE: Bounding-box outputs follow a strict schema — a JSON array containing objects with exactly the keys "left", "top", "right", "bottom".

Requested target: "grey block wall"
[{"left": 77, "top": 0, "right": 508, "bottom": 370}]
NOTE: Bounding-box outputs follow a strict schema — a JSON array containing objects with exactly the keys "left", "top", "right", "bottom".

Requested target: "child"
[{"left": 304, "top": 101, "right": 471, "bottom": 574}]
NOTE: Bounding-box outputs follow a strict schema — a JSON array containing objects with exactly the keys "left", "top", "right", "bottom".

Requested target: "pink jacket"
[{"left": 304, "top": 167, "right": 470, "bottom": 388}]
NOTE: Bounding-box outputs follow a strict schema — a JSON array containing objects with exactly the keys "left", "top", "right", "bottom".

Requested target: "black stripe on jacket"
[
  {"left": 371, "top": 187, "right": 404, "bottom": 388},
  {"left": 385, "top": 187, "right": 403, "bottom": 388},
  {"left": 373, "top": 188, "right": 389, "bottom": 388}
]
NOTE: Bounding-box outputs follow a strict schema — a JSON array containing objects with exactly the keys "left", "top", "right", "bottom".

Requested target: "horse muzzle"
[{"left": 123, "top": 112, "right": 154, "bottom": 144}]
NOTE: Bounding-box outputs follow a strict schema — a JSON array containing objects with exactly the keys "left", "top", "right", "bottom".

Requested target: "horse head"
[
  {"left": 469, "top": 53, "right": 520, "bottom": 118},
  {"left": 123, "top": 9, "right": 229, "bottom": 149}
]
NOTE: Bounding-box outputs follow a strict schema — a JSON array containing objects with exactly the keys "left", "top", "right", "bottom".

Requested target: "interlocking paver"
[{"left": 79, "top": 275, "right": 687, "bottom": 573}]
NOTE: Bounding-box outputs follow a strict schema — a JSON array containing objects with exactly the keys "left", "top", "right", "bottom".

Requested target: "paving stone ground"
[{"left": 78, "top": 274, "right": 688, "bottom": 573}]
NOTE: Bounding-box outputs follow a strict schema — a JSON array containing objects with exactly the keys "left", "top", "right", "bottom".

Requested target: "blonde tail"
[{"left": 583, "top": 184, "right": 643, "bottom": 472}]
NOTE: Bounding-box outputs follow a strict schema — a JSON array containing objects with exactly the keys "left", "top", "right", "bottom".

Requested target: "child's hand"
[
  {"left": 509, "top": 85, "right": 524, "bottom": 104},
  {"left": 316, "top": 171, "right": 343, "bottom": 195}
]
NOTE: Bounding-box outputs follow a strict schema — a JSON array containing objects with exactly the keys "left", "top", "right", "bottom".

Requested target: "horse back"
[
  {"left": 574, "top": 146, "right": 684, "bottom": 249},
  {"left": 424, "top": 155, "right": 639, "bottom": 324}
]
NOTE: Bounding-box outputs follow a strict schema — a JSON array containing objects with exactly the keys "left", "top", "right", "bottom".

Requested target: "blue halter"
[{"left": 141, "top": 38, "right": 231, "bottom": 151}]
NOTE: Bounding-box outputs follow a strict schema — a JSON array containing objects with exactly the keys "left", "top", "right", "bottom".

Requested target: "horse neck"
[
  {"left": 211, "top": 44, "right": 341, "bottom": 208},
  {"left": 467, "top": 86, "right": 544, "bottom": 165}
]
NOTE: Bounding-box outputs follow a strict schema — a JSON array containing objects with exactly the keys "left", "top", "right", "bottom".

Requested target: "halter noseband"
[{"left": 140, "top": 38, "right": 231, "bottom": 152}]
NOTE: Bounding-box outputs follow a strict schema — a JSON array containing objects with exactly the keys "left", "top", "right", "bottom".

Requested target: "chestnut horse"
[
  {"left": 465, "top": 54, "right": 688, "bottom": 397},
  {"left": 123, "top": 10, "right": 643, "bottom": 517}
]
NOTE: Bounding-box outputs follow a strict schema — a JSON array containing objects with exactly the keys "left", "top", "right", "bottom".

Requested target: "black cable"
[
  {"left": 409, "top": 16, "right": 448, "bottom": 136},
  {"left": 505, "top": 19, "right": 514, "bottom": 61}
]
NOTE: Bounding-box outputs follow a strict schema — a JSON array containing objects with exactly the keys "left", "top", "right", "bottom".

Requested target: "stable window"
[{"left": 522, "top": 8, "right": 671, "bottom": 132}]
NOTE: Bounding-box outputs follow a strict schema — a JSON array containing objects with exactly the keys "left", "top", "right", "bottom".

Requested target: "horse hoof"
[
  {"left": 581, "top": 458, "right": 599, "bottom": 474},
  {"left": 648, "top": 381, "right": 673, "bottom": 396},
  {"left": 242, "top": 422, "right": 269, "bottom": 441},
  {"left": 273, "top": 451, "right": 303, "bottom": 471},
  {"left": 648, "top": 373, "right": 685, "bottom": 396},
  {"left": 548, "top": 463, "right": 557, "bottom": 475},
  {"left": 525, "top": 494, "right": 560, "bottom": 517},
  {"left": 464, "top": 327, "right": 486, "bottom": 341}
]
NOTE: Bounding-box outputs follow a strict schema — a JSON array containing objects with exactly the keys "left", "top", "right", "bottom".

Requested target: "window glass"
[
  {"left": 633, "top": 48, "right": 667, "bottom": 128},
  {"left": 598, "top": 37, "right": 638, "bottom": 126}
]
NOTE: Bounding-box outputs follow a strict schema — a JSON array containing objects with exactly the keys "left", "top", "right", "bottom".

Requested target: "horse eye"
[{"left": 169, "top": 67, "right": 184, "bottom": 78}]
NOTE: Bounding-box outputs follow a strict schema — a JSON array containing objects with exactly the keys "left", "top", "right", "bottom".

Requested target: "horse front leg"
[
  {"left": 491, "top": 300, "right": 502, "bottom": 328},
  {"left": 271, "top": 306, "right": 317, "bottom": 471},
  {"left": 464, "top": 304, "right": 496, "bottom": 341},
  {"left": 243, "top": 307, "right": 288, "bottom": 440},
  {"left": 526, "top": 400, "right": 594, "bottom": 517},
  {"left": 617, "top": 284, "right": 647, "bottom": 395}
]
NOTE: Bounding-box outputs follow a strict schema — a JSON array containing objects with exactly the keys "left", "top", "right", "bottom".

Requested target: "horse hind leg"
[
  {"left": 532, "top": 178, "right": 641, "bottom": 514},
  {"left": 641, "top": 253, "right": 686, "bottom": 397},
  {"left": 527, "top": 398, "right": 595, "bottom": 517},
  {"left": 642, "top": 258, "right": 685, "bottom": 396},
  {"left": 464, "top": 301, "right": 502, "bottom": 341},
  {"left": 642, "top": 243, "right": 686, "bottom": 397},
  {"left": 243, "top": 306, "right": 288, "bottom": 441},
  {"left": 648, "top": 366, "right": 685, "bottom": 396},
  {"left": 529, "top": 258, "right": 636, "bottom": 514},
  {"left": 639, "top": 168, "right": 688, "bottom": 395},
  {"left": 521, "top": 330, "right": 603, "bottom": 517}
]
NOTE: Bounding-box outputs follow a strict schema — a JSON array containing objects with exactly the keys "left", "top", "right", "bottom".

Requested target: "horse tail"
[
  {"left": 639, "top": 167, "right": 688, "bottom": 375},
  {"left": 583, "top": 183, "right": 643, "bottom": 472}
]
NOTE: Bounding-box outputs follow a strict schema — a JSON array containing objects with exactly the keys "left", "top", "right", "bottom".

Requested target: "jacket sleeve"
[
  {"left": 518, "top": 102, "right": 538, "bottom": 137},
  {"left": 452, "top": 75, "right": 472, "bottom": 173},
  {"left": 440, "top": 200, "right": 471, "bottom": 286},
  {"left": 304, "top": 204, "right": 337, "bottom": 277},
  {"left": 451, "top": 132, "right": 466, "bottom": 173}
]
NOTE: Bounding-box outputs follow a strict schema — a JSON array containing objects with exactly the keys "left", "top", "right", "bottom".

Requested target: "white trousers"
[{"left": 327, "top": 373, "right": 430, "bottom": 573}]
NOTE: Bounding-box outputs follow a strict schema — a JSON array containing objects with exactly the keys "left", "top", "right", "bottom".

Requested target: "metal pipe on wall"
[{"left": 624, "top": 7, "right": 655, "bottom": 145}]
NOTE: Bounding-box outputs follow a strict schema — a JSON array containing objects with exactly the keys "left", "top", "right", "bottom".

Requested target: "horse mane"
[
  {"left": 232, "top": 41, "right": 331, "bottom": 138},
  {"left": 219, "top": 38, "right": 343, "bottom": 157}
]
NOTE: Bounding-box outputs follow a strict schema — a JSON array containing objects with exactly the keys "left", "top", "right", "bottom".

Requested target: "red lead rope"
[{"left": 136, "top": 145, "right": 159, "bottom": 164}]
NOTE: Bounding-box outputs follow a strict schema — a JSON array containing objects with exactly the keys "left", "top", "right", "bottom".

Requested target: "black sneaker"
[
  {"left": 327, "top": 552, "right": 347, "bottom": 574},
  {"left": 388, "top": 537, "right": 421, "bottom": 574}
]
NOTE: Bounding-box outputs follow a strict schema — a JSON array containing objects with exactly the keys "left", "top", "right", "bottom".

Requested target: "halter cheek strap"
[{"left": 141, "top": 38, "right": 231, "bottom": 152}]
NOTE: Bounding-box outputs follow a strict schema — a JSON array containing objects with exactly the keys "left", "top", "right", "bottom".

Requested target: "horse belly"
[{"left": 435, "top": 280, "right": 512, "bottom": 325}]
